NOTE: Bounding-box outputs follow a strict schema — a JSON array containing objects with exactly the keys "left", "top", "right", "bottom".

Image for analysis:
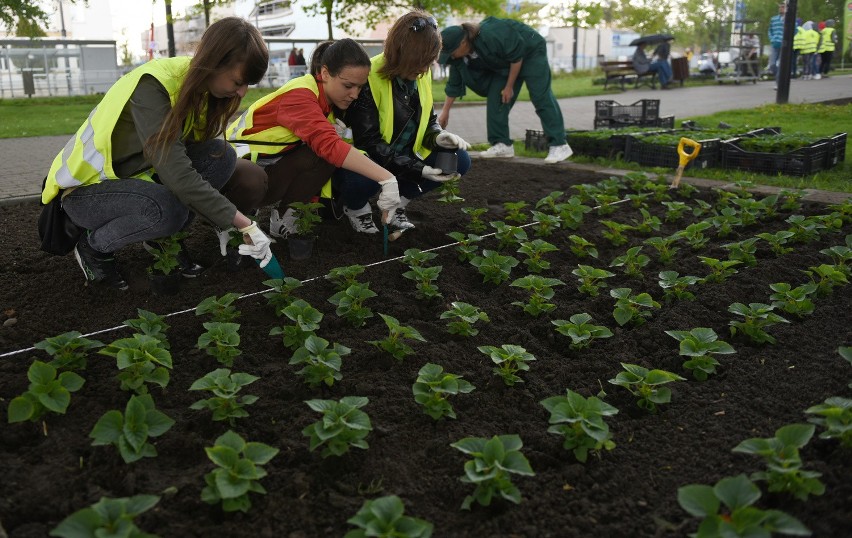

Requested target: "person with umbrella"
[{"left": 631, "top": 35, "right": 673, "bottom": 89}]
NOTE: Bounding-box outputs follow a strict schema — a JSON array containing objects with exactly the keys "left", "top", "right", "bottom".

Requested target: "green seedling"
[
  {"left": 568, "top": 234, "right": 598, "bottom": 259},
  {"left": 469, "top": 249, "right": 519, "bottom": 285},
  {"left": 50, "top": 495, "right": 161, "bottom": 538},
  {"left": 401, "top": 248, "right": 438, "bottom": 267},
  {"left": 535, "top": 190, "right": 564, "bottom": 212},
  {"left": 600, "top": 219, "right": 631, "bottom": 246},
  {"left": 662, "top": 201, "right": 689, "bottom": 222},
  {"left": 489, "top": 221, "right": 528, "bottom": 251},
  {"left": 631, "top": 208, "right": 662, "bottom": 235},
  {"left": 691, "top": 199, "right": 713, "bottom": 218},
  {"left": 699, "top": 256, "right": 741, "bottom": 283},
  {"left": 326, "top": 264, "right": 365, "bottom": 291},
  {"left": 673, "top": 181, "right": 698, "bottom": 199},
  {"left": 99, "top": 334, "right": 172, "bottom": 394},
  {"left": 756, "top": 193, "right": 780, "bottom": 219},
  {"left": 552, "top": 313, "right": 613, "bottom": 349},
  {"left": 90, "top": 393, "right": 174, "bottom": 463},
  {"left": 593, "top": 193, "right": 621, "bottom": 215},
  {"left": 625, "top": 192, "right": 650, "bottom": 209},
  {"left": 708, "top": 208, "right": 742, "bottom": 237},
  {"left": 402, "top": 265, "right": 443, "bottom": 300},
  {"left": 451, "top": 434, "right": 535, "bottom": 510},
  {"left": 644, "top": 236, "right": 679, "bottom": 265},
  {"left": 815, "top": 211, "right": 845, "bottom": 233},
  {"left": 437, "top": 179, "right": 463, "bottom": 203},
  {"left": 201, "top": 430, "right": 278, "bottom": 513},
  {"left": 440, "top": 302, "right": 489, "bottom": 337},
  {"left": 819, "top": 245, "right": 852, "bottom": 277},
  {"left": 665, "top": 327, "right": 736, "bottom": 381},
  {"left": 805, "top": 396, "right": 852, "bottom": 448},
  {"left": 827, "top": 200, "right": 852, "bottom": 223},
  {"left": 572, "top": 264, "right": 615, "bottom": 297},
  {"left": 447, "top": 232, "right": 482, "bottom": 262},
  {"left": 786, "top": 215, "right": 825, "bottom": 244},
  {"left": 571, "top": 183, "right": 600, "bottom": 203},
  {"left": 677, "top": 474, "right": 810, "bottom": 538},
  {"left": 195, "top": 292, "right": 242, "bottom": 322},
  {"left": 757, "top": 230, "right": 795, "bottom": 256},
  {"left": 610, "top": 246, "right": 650, "bottom": 279},
  {"left": 262, "top": 276, "right": 304, "bottom": 317},
  {"left": 123, "top": 309, "right": 170, "bottom": 349},
  {"left": 478, "top": 344, "right": 536, "bottom": 386},
  {"left": 412, "top": 362, "right": 475, "bottom": 420},
  {"left": 197, "top": 321, "right": 241, "bottom": 367},
  {"left": 841, "top": 346, "right": 852, "bottom": 367},
  {"left": 461, "top": 207, "right": 488, "bottom": 234},
  {"left": 269, "top": 299, "right": 323, "bottom": 351},
  {"left": 145, "top": 233, "right": 182, "bottom": 275},
  {"left": 303, "top": 396, "right": 372, "bottom": 458},
  {"left": 288, "top": 200, "right": 323, "bottom": 236},
  {"left": 672, "top": 221, "right": 712, "bottom": 250},
  {"left": 189, "top": 368, "right": 259, "bottom": 425},
  {"left": 553, "top": 197, "right": 591, "bottom": 230},
  {"left": 503, "top": 201, "right": 529, "bottom": 223},
  {"left": 610, "top": 287, "right": 660, "bottom": 327},
  {"left": 723, "top": 238, "right": 759, "bottom": 267},
  {"left": 289, "top": 334, "right": 351, "bottom": 388},
  {"left": 7, "top": 360, "right": 84, "bottom": 423},
  {"left": 804, "top": 263, "right": 849, "bottom": 297},
  {"left": 34, "top": 330, "right": 103, "bottom": 371},
  {"left": 345, "top": 495, "right": 433, "bottom": 538},
  {"left": 713, "top": 186, "right": 740, "bottom": 208},
  {"left": 732, "top": 423, "right": 825, "bottom": 501},
  {"left": 731, "top": 197, "right": 764, "bottom": 227},
  {"left": 540, "top": 389, "right": 618, "bottom": 462},
  {"left": 658, "top": 270, "right": 701, "bottom": 302},
  {"left": 368, "top": 313, "right": 426, "bottom": 361},
  {"left": 769, "top": 282, "right": 817, "bottom": 318},
  {"left": 778, "top": 188, "right": 805, "bottom": 212},
  {"left": 530, "top": 210, "right": 561, "bottom": 237},
  {"left": 608, "top": 362, "right": 685, "bottom": 412},
  {"left": 510, "top": 275, "right": 564, "bottom": 317},
  {"left": 728, "top": 302, "right": 789, "bottom": 345},
  {"left": 329, "top": 282, "right": 377, "bottom": 327},
  {"left": 517, "top": 239, "right": 558, "bottom": 273}
]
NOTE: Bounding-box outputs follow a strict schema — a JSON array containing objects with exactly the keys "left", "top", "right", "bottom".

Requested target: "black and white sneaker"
[
  {"left": 387, "top": 207, "right": 415, "bottom": 230},
  {"left": 74, "top": 233, "right": 129, "bottom": 290},
  {"left": 343, "top": 204, "right": 379, "bottom": 234},
  {"left": 142, "top": 239, "right": 204, "bottom": 278}
]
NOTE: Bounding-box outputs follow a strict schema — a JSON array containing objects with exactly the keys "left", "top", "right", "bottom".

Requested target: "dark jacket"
[{"left": 344, "top": 80, "right": 441, "bottom": 183}]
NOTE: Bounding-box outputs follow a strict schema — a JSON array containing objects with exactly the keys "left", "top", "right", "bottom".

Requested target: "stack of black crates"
[{"left": 593, "top": 99, "right": 674, "bottom": 129}]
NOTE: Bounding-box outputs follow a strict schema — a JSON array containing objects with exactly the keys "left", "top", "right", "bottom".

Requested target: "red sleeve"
[{"left": 276, "top": 88, "right": 351, "bottom": 168}]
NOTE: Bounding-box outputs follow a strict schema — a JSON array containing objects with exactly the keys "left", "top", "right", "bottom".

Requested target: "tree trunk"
[
  {"left": 165, "top": 0, "right": 176, "bottom": 57},
  {"left": 203, "top": 0, "right": 211, "bottom": 27},
  {"left": 325, "top": 5, "right": 333, "bottom": 40}
]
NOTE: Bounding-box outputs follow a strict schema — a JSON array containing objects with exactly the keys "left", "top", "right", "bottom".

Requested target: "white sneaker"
[
  {"left": 269, "top": 208, "right": 297, "bottom": 238},
  {"left": 344, "top": 203, "right": 379, "bottom": 234},
  {"left": 544, "top": 144, "right": 573, "bottom": 164},
  {"left": 480, "top": 143, "right": 515, "bottom": 159},
  {"left": 813, "top": 73, "right": 821, "bottom": 80},
  {"left": 387, "top": 208, "right": 415, "bottom": 230}
]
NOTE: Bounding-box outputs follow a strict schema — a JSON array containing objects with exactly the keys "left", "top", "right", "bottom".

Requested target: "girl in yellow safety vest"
[{"left": 41, "top": 17, "right": 273, "bottom": 290}]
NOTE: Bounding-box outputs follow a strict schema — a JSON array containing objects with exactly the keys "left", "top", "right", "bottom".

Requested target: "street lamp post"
[{"left": 58, "top": 0, "right": 72, "bottom": 94}]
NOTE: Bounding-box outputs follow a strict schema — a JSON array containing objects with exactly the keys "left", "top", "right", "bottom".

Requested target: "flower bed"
[{"left": 1, "top": 160, "right": 851, "bottom": 537}]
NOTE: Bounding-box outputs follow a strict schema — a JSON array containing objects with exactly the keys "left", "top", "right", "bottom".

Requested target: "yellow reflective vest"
[
  {"left": 818, "top": 27, "right": 835, "bottom": 52},
  {"left": 792, "top": 26, "right": 806, "bottom": 51},
  {"left": 801, "top": 29, "right": 819, "bottom": 54},
  {"left": 367, "top": 53, "right": 433, "bottom": 161},
  {"left": 42, "top": 57, "right": 201, "bottom": 204}
]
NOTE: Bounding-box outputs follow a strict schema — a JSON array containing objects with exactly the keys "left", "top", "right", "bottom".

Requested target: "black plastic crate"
[
  {"left": 595, "top": 99, "right": 660, "bottom": 123},
  {"left": 524, "top": 129, "right": 549, "bottom": 152},
  {"left": 820, "top": 132, "right": 847, "bottom": 168},
  {"left": 721, "top": 137, "right": 831, "bottom": 176},
  {"left": 565, "top": 130, "right": 626, "bottom": 158},
  {"left": 624, "top": 132, "right": 722, "bottom": 169},
  {"left": 594, "top": 115, "right": 674, "bottom": 130}
]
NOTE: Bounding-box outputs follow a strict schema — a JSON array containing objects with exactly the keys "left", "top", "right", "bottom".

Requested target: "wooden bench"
[{"left": 599, "top": 58, "right": 658, "bottom": 90}]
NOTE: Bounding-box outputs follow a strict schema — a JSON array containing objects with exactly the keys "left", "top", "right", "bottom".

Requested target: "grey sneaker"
[
  {"left": 344, "top": 204, "right": 379, "bottom": 234},
  {"left": 269, "top": 207, "right": 298, "bottom": 239},
  {"left": 74, "top": 233, "right": 128, "bottom": 290}
]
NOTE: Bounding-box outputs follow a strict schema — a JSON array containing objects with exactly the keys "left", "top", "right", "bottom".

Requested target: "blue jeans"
[
  {"left": 62, "top": 139, "right": 236, "bottom": 253},
  {"left": 649, "top": 60, "right": 672, "bottom": 86},
  {"left": 333, "top": 148, "right": 472, "bottom": 210}
]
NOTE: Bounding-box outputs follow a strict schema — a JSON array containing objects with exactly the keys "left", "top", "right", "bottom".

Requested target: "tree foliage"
[{"left": 0, "top": 0, "right": 83, "bottom": 32}]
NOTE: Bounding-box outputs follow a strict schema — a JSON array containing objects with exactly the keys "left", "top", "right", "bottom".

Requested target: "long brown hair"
[
  {"left": 146, "top": 17, "right": 268, "bottom": 160},
  {"left": 309, "top": 39, "right": 370, "bottom": 78},
  {"left": 378, "top": 11, "right": 440, "bottom": 80}
]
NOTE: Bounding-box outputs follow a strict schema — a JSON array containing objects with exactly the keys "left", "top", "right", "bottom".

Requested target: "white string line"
[{"left": 0, "top": 198, "right": 628, "bottom": 360}]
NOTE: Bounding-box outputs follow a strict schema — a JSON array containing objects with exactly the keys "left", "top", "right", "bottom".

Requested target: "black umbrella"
[{"left": 629, "top": 34, "right": 674, "bottom": 47}]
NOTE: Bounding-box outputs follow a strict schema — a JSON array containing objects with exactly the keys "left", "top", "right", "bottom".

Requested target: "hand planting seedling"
[
  {"left": 530, "top": 210, "right": 561, "bottom": 237},
  {"left": 89, "top": 393, "right": 174, "bottom": 463},
  {"left": 658, "top": 271, "right": 701, "bottom": 302},
  {"left": 197, "top": 321, "right": 242, "bottom": 367},
  {"left": 461, "top": 206, "right": 488, "bottom": 234},
  {"left": 412, "top": 362, "right": 475, "bottom": 420},
  {"left": 517, "top": 239, "right": 558, "bottom": 273},
  {"left": 540, "top": 389, "right": 618, "bottom": 462},
  {"left": 303, "top": 396, "right": 372, "bottom": 458},
  {"left": 699, "top": 256, "right": 741, "bottom": 283},
  {"left": 368, "top": 313, "right": 426, "bottom": 361},
  {"left": 723, "top": 238, "right": 759, "bottom": 267},
  {"left": 262, "top": 277, "right": 304, "bottom": 317},
  {"left": 328, "top": 282, "right": 377, "bottom": 327},
  {"left": 34, "top": 330, "right": 104, "bottom": 371},
  {"left": 478, "top": 344, "right": 536, "bottom": 386},
  {"left": 552, "top": 313, "right": 613, "bottom": 350},
  {"left": 402, "top": 265, "right": 443, "bottom": 300},
  {"left": 665, "top": 327, "right": 735, "bottom": 381},
  {"left": 728, "top": 302, "right": 789, "bottom": 345},
  {"left": 510, "top": 275, "right": 564, "bottom": 317},
  {"left": 469, "top": 249, "right": 519, "bottom": 285},
  {"left": 99, "top": 334, "right": 173, "bottom": 394},
  {"left": 7, "top": 360, "right": 84, "bottom": 423},
  {"left": 600, "top": 220, "right": 631, "bottom": 247},
  {"left": 195, "top": 292, "right": 242, "bottom": 322},
  {"left": 503, "top": 201, "right": 529, "bottom": 224},
  {"left": 732, "top": 423, "right": 825, "bottom": 501},
  {"left": 489, "top": 221, "right": 528, "bottom": 251},
  {"left": 644, "top": 236, "right": 679, "bottom": 265},
  {"left": 50, "top": 494, "right": 161, "bottom": 538},
  {"left": 573, "top": 264, "right": 615, "bottom": 297},
  {"left": 610, "top": 288, "right": 660, "bottom": 326},
  {"left": 769, "top": 282, "right": 817, "bottom": 318},
  {"left": 804, "top": 263, "right": 848, "bottom": 297},
  {"left": 677, "top": 474, "right": 810, "bottom": 537},
  {"left": 805, "top": 396, "right": 852, "bottom": 448},
  {"left": 757, "top": 230, "right": 795, "bottom": 256},
  {"left": 568, "top": 234, "right": 598, "bottom": 259},
  {"left": 189, "top": 368, "right": 259, "bottom": 425},
  {"left": 345, "top": 495, "right": 433, "bottom": 538},
  {"left": 269, "top": 299, "right": 323, "bottom": 350},
  {"left": 608, "top": 362, "right": 685, "bottom": 412},
  {"left": 447, "top": 232, "right": 482, "bottom": 262},
  {"left": 631, "top": 208, "right": 661, "bottom": 235},
  {"left": 451, "top": 434, "right": 535, "bottom": 510},
  {"left": 123, "top": 309, "right": 170, "bottom": 349},
  {"left": 325, "top": 264, "right": 365, "bottom": 291},
  {"left": 440, "top": 302, "right": 489, "bottom": 337},
  {"left": 610, "top": 246, "right": 650, "bottom": 280},
  {"left": 672, "top": 221, "right": 712, "bottom": 250},
  {"left": 201, "top": 430, "right": 279, "bottom": 512},
  {"left": 401, "top": 248, "right": 438, "bottom": 268},
  {"left": 289, "top": 334, "right": 351, "bottom": 388}
]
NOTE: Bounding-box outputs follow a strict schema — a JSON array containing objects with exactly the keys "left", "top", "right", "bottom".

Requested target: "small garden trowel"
[
  {"left": 381, "top": 210, "right": 406, "bottom": 257},
  {"left": 254, "top": 254, "right": 285, "bottom": 279}
]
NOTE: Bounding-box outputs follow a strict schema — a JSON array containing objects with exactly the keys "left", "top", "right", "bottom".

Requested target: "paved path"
[{"left": 1, "top": 74, "right": 850, "bottom": 205}]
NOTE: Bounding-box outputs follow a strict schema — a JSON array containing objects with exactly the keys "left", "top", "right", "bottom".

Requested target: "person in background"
[
  {"left": 227, "top": 39, "right": 401, "bottom": 239},
  {"left": 41, "top": 17, "right": 272, "bottom": 290},
  {"left": 767, "top": 2, "right": 785, "bottom": 79},
  {"left": 335, "top": 11, "right": 471, "bottom": 234},
  {"left": 296, "top": 48, "right": 306, "bottom": 66},
  {"left": 632, "top": 42, "right": 673, "bottom": 89},
  {"left": 437, "top": 17, "right": 572, "bottom": 164},
  {"left": 791, "top": 18, "right": 804, "bottom": 77},
  {"left": 698, "top": 54, "right": 717, "bottom": 75},
  {"left": 799, "top": 21, "right": 819, "bottom": 80},
  {"left": 817, "top": 19, "right": 838, "bottom": 76},
  {"left": 653, "top": 38, "right": 672, "bottom": 62},
  {"left": 288, "top": 48, "right": 297, "bottom": 67}
]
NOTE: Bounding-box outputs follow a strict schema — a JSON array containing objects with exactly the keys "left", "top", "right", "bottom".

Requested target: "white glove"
[
  {"left": 421, "top": 165, "right": 461, "bottom": 183},
  {"left": 376, "top": 177, "right": 400, "bottom": 213},
  {"left": 435, "top": 131, "right": 471, "bottom": 150},
  {"left": 237, "top": 222, "right": 273, "bottom": 268},
  {"left": 215, "top": 227, "right": 235, "bottom": 256},
  {"left": 333, "top": 119, "right": 352, "bottom": 139}
]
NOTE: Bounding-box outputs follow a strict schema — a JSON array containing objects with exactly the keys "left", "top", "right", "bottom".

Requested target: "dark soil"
[{"left": 1, "top": 160, "right": 850, "bottom": 537}]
